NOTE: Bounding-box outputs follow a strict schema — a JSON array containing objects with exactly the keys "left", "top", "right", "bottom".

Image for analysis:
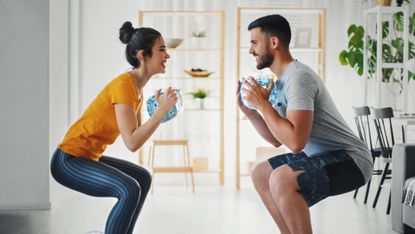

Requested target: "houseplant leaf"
[
  {"left": 393, "top": 11, "right": 404, "bottom": 32},
  {"left": 410, "top": 12, "right": 415, "bottom": 36},
  {"left": 382, "top": 21, "right": 389, "bottom": 38},
  {"left": 392, "top": 38, "right": 404, "bottom": 62},
  {"left": 339, "top": 24, "right": 365, "bottom": 77},
  {"left": 347, "top": 24, "right": 357, "bottom": 37},
  {"left": 339, "top": 50, "right": 349, "bottom": 65}
]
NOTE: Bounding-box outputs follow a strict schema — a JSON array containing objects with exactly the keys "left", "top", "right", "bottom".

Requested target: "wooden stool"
[{"left": 148, "top": 139, "right": 195, "bottom": 194}]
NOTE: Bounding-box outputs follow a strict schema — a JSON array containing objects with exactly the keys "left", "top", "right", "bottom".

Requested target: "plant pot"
[
  {"left": 377, "top": 0, "right": 392, "bottom": 6},
  {"left": 198, "top": 98, "right": 205, "bottom": 109},
  {"left": 396, "top": 0, "right": 403, "bottom": 6},
  {"left": 190, "top": 37, "right": 206, "bottom": 49}
]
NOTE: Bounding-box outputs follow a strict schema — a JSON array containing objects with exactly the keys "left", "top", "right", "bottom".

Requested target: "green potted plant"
[
  {"left": 191, "top": 31, "right": 206, "bottom": 38},
  {"left": 189, "top": 88, "right": 210, "bottom": 109},
  {"left": 339, "top": 12, "right": 415, "bottom": 84},
  {"left": 190, "top": 29, "right": 206, "bottom": 48}
]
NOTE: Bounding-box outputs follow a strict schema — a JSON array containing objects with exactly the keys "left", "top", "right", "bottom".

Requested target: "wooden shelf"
[
  {"left": 168, "top": 48, "right": 222, "bottom": 52},
  {"left": 193, "top": 169, "right": 221, "bottom": 173},
  {"left": 151, "top": 76, "right": 221, "bottom": 80},
  {"left": 139, "top": 10, "right": 223, "bottom": 16},
  {"left": 139, "top": 10, "right": 225, "bottom": 187},
  {"left": 239, "top": 47, "right": 323, "bottom": 52},
  {"left": 184, "top": 108, "right": 221, "bottom": 112}
]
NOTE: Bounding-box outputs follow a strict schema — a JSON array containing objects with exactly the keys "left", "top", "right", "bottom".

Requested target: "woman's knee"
[
  {"left": 128, "top": 168, "right": 152, "bottom": 195},
  {"left": 142, "top": 169, "right": 152, "bottom": 186},
  {"left": 141, "top": 171, "right": 152, "bottom": 194},
  {"left": 119, "top": 179, "right": 142, "bottom": 202}
]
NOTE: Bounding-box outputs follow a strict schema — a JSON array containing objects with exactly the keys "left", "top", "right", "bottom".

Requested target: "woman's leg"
[
  {"left": 50, "top": 149, "right": 142, "bottom": 234},
  {"left": 99, "top": 155, "right": 152, "bottom": 233}
]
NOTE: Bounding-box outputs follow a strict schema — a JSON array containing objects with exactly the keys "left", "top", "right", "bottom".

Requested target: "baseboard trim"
[{"left": 0, "top": 202, "right": 51, "bottom": 210}]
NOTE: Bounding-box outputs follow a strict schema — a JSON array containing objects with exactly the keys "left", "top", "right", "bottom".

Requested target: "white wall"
[
  {"left": 0, "top": 0, "right": 50, "bottom": 209},
  {"left": 325, "top": 0, "right": 367, "bottom": 127},
  {"left": 49, "top": 0, "right": 69, "bottom": 158}
]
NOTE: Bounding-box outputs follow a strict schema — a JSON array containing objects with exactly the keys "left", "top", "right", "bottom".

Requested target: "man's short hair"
[{"left": 247, "top": 14, "right": 291, "bottom": 49}]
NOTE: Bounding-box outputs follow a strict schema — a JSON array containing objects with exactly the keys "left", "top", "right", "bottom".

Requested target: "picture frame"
[{"left": 295, "top": 27, "right": 312, "bottom": 48}]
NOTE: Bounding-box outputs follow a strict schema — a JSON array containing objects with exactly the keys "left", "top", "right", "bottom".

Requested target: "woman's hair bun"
[{"left": 119, "top": 21, "right": 135, "bottom": 44}]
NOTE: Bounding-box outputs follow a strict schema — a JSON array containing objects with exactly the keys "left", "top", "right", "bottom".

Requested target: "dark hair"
[
  {"left": 247, "top": 14, "right": 291, "bottom": 49},
  {"left": 119, "top": 21, "right": 161, "bottom": 68}
]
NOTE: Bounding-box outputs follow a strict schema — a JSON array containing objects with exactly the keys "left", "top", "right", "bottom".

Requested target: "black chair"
[
  {"left": 372, "top": 107, "right": 394, "bottom": 214},
  {"left": 352, "top": 106, "right": 382, "bottom": 204}
]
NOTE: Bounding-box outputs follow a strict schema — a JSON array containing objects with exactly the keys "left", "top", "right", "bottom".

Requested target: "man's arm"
[
  {"left": 259, "top": 104, "right": 313, "bottom": 153},
  {"left": 242, "top": 77, "right": 313, "bottom": 153},
  {"left": 237, "top": 80, "right": 281, "bottom": 147}
]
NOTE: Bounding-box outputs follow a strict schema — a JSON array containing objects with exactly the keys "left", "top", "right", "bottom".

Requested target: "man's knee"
[
  {"left": 251, "top": 161, "right": 273, "bottom": 191},
  {"left": 269, "top": 165, "right": 303, "bottom": 198}
]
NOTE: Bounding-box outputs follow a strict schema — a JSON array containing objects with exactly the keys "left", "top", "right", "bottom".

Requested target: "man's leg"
[
  {"left": 263, "top": 149, "right": 367, "bottom": 234},
  {"left": 269, "top": 165, "right": 312, "bottom": 234},
  {"left": 251, "top": 161, "right": 291, "bottom": 234}
]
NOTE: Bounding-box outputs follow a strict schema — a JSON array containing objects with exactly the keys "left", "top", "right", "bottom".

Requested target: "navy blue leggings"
[{"left": 50, "top": 148, "right": 152, "bottom": 234}]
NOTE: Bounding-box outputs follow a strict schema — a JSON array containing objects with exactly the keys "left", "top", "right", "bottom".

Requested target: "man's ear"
[{"left": 270, "top": 36, "right": 279, "bottom": 49}]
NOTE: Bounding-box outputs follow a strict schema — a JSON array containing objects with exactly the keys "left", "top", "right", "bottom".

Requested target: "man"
[{"left": 238, "top": 14, "right": 372, "bottom": 234}]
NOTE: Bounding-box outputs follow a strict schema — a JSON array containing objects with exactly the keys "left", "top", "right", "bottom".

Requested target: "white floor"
[{"left": 0, "top": 177, "right": 399, "bottom": 234}]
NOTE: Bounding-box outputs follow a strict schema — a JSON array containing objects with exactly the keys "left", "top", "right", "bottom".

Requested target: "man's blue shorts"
[{"left": 268, "top": 149, "right": 366, "bottom": 207}]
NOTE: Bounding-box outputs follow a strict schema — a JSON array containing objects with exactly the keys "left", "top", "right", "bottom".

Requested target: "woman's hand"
[
  {"left": 241, "top": 76, "right": 273, "bottom": 112},
  {"left": 156, "top": 87, "right": 178, "bottom": 113}
]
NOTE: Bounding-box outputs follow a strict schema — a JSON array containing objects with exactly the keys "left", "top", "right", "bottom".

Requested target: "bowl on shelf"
[
  {"left": 184, "top": 69, "right": 215, "bottom": 78},
  {"left": 165, "top": 38, "right": 183, "bottom": 48}
]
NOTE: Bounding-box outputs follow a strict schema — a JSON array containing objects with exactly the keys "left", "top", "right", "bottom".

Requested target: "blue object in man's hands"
[
  {"left": 240, "top": 77, "right": 278, "bottom": 110},
  {"left": 146, "top": 89, "right": 183, "bottom": 123}
]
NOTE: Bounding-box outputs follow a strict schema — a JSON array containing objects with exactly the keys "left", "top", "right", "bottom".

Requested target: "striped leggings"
[{"left": 50, "top": 148, "right": 152, "bottom": 234}]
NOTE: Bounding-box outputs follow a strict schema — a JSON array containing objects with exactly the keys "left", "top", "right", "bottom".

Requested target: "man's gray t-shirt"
[{"left": 272, "top": 60, "right": 373, "bottom": 182}]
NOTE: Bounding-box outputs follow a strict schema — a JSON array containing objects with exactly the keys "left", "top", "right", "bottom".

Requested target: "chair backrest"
[
  {"left": 372, "top": 107, "right": 395, "bottom": 159},
  {"left": 353, "top": 106, "right": 375, "bottom": 151}
]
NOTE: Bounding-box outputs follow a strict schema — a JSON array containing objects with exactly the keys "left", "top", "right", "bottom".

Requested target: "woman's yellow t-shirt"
[{"left": 59, "top": 72, "right": 142, "bottom": 161}]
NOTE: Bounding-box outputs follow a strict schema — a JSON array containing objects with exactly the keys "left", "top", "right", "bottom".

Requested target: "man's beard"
[{"left": 256, "top": 51, "right": 274, "bottom": 69}]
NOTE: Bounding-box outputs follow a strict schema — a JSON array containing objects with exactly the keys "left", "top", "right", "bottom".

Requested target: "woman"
[{"left": 50, "top": 21, "right": 177, "bottom": 234}]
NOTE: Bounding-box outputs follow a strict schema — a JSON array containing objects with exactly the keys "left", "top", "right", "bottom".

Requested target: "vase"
[
  {"left": 190, "top": 36, "right": 206, "bottom": 49},
  {"left": 377, "top": 0, "right": 392, "bottom": 6},
  {"left": 396, "top": 0, "right": 403, "bottom": 6},
  {"left": 198, "top": 99, "right": 205, "bottom": 109}
]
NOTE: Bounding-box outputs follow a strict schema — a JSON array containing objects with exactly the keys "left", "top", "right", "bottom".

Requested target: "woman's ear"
[{"left": 136, "top": 50, "right": 145, "bottom": 62}]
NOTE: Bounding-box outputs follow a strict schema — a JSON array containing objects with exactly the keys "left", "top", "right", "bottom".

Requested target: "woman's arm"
[{"left": 115, "top": 88, "right": 177, "bottom": 152}]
